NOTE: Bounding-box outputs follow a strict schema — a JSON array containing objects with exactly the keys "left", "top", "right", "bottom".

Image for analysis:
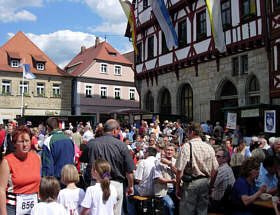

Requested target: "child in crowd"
[
  {"left": 31, "top": 176, "right": 67, "bottom": 215},
  {"left": 57, "top": 165, "right": 85, "bottom": 215},
  {"left": 80, "top": 158, "right": 117, "bottom": 215}
]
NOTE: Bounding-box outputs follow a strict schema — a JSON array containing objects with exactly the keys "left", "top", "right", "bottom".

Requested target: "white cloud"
[
  {"left": 9, "top": 30, "right": 97, "bottom": 68},
  {"left": 84, "top": 0, "right": 126, "bottom": 23},
  {"left": 0, "top": 0, "right": 42, "bottom": 23},
  {"left": 88, "top": 22, "right": 127, "bottom": 35}
]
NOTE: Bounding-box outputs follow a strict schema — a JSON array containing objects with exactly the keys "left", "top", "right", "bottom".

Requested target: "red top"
[
  {"left": 0, "top": 129, "right": 5, "bottom": 147},
  {"left": 31, "top": 136, "right": 38, "bottom": 151},
  {"left": 5, "top": 152, "right": 41, "bottom": 205}
]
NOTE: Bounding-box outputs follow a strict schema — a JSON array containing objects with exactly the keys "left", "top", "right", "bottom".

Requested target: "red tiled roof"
[
  {"left": 65, "top": 41, "right": 132, "bottom": 77},
  {"left": 7, "top": 51, "right": 21, "bottom": 59},
  {"left": 32, "top": 54, "right": 46, "bottom": 62},
  {"left": 0, "top": 31, "right": 71, "bottom": 77}
]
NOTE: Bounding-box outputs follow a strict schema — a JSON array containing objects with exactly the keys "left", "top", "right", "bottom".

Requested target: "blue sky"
[{"left": 0, "top": 0, "right": 132, "bottom": 68}]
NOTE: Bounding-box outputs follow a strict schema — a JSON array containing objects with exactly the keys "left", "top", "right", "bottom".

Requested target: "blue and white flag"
[
  {"left": 22, "top": 64, "right": 36, "bottom": 80},
  {"left": 151, "top": 0, "right": 178, "bottom": 50}
]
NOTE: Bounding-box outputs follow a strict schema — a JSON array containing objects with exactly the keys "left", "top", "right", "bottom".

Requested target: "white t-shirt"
[
  {"left": 83, "top": 130, "right": 94, "bottom": 142},
  {"left": 31, "top": 202, "right": 68, "bottom": 215},
  {"left": 57, "top": 188, "right": 85, "bottom": 215},
  {"left": 81, "top": 183, "right": 117, "bottom": 215}
]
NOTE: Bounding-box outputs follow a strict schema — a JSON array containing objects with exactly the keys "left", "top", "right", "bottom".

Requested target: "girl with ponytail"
[{"left": 80, "top": 158, "right": 117, "bottom": 215}]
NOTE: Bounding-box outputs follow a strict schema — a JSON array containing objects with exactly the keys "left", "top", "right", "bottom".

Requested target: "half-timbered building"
[{"left": 132, "top": 0, "right": 273, "bottom": 128}]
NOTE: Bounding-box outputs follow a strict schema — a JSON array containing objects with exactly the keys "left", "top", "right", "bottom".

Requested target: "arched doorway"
[
  {"left": 180, "top": 84, "right": 193, "bottom": 120},
  {"left": 144, "top": 91, "right": 154, "bottom": 112},
  {"left": 159, "top": 88, "right": 171, "bottom": 114}
]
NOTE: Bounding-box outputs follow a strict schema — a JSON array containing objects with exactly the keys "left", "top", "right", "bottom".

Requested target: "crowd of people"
[{"left": 0, "top": 118, "right": 280, "bottom": 215}]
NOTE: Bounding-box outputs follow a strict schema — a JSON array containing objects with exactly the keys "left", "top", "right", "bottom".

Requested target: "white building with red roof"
[{"left": 65, "top": 38, "right": 139, "bottom": 123}]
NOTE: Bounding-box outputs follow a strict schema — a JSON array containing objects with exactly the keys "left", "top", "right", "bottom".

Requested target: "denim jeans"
[
  {"left": 126, "top": 185, "right": 140, "bottom": 215},
  {"left": 6, "top": 204, "right": 16, "bottom": 215},
  {"left": 159, "top": 188, "right": 175, "bottom": 215}
]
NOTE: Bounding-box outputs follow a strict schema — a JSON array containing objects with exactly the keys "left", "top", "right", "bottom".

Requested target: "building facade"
[
  {"left": 0, "top": 31, "right": 72, "bottom": 122},
  {"left": 65, "top": 38, "right": 139, "bottom": 123},
  {"left": 132, "top": 0, "right": 273, "bottom": 125}
]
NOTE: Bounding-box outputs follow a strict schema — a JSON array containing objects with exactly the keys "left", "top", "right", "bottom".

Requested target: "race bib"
[{"left": 16, "top": 193, "right": 38, "bottom": 215}]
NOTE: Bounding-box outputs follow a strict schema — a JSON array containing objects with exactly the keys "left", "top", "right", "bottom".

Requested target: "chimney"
[
  {"left": 81, "top": 45, "right": 86, "bottom": 53},
  {"left": 95, "top": 37, "right": 100, "bottom": 47}
]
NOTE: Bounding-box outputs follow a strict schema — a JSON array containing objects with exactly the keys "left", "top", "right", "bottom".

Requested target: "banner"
[
  {"left": 264, "top": 110, "right": 276, "bottom": 133},
  {"left": 206, "top": 0, "right": 226, "bottom": 52},
  {"left": 226, "top": 112, "right": 237, "bottom": 130},
  {"left": 151, "top": 0, "right": 178, "bottom": 50}
]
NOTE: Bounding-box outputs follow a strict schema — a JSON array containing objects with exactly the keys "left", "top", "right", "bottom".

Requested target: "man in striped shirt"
[{"left": 211, "top": 148, "right": 235, "bottom": 201}]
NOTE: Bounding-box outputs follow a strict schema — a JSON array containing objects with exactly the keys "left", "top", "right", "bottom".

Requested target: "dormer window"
[
  {"left": 36, "top": 62, "right": 45, "bottom": 71},
  {"left": 11, "top": 59, "right": 20, "bottom": 68}
]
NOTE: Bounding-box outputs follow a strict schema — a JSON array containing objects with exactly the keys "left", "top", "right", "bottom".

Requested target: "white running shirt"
[
  {"left": 57, "top": 188, "right": 85, "bottom": 215},
  {"left": 81, "top": 183, "right": 117, "bottom": 215},
  {"left": 31, "top": 202, "right": 68, "bottom": 215}
]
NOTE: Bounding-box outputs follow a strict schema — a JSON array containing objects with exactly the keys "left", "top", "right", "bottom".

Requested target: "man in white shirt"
[
  {"left": 82, "top": 125, "right": 94, "bottom": 143},
  {"left": 127, "top": 147, "right": 157, "bottom": 215}
]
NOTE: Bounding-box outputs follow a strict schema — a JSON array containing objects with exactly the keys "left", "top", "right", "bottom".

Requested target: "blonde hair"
[
  {"left": 61, "top": 164, "right": 80, "bottom": 185},
  {"left": 39, "top": 176, "right": 60, "bottom": 202},
  {"left": 92, "top": 158, "right": 111, "bottom": 202}
]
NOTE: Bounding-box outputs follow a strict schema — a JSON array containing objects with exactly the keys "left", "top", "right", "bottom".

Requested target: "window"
[
  {"left": 100, "top": 86, "right": 108, "bottom": 98},
  {"left": 100, "top": 64, "right": 108, "bottom": 74},
  {"left": 232, "top": 57, "right": 239, "bottom": 76},
  {"left": 37, "top": 83, "right": 45, "bottom": 97},
  {"left": 143, "top": 0, "right": 148, "bottom": 9},
  {"left": 136, "top": 43, "right": 142, "bottom": 63},
  {"left": 248, "top": 76, "right": 260, "bottom": 104},
  {"left": 178, "top": 19, "right": 187, "bottom": 47},
  {"left": 130, "top": 89, "right": 136, "bottom": 100},
  {"left": 241, "top": 0, "right": 256, "bottom": 20},
  {"left": 85, "top": 85, "right": 93, "bottom": 97},
  {"left": 2, "top": 80, "right": 11, "bottom": 95},
  {"left": 53, "top": 84, "right": 61, "bottom": 97},
  {"left": 181, "top": 84, "right": 193, "bottom": 120},
  {"left": 160, "top": 89, "right": 171, "bottom": 114},
  {"left": 36, "top": 62, "right": 45, "bottom": 71},
  {"left": 145, "top": 91, "right": 154, "bottom": 112},
  {"left": 221, "top": 0, "right": 231, "bottom": 28},
  {"left": 162, "top": 32, "right": 168, "bottom": 54},
  {"left": 20, "top": 81, "right": 28, "bottom": 95},
  {"left": 197, "top": 10, "right": 207, "bottom": 40},
  {"left": 114, "top": 88, "right": 121, "bottom": 99},
  {"left": 277, "top": 45, "right": 280, "bottom": 71},
  {"left": 274, "top": 0, "right": 280, "bottom": 10},
  {"left": 11, "top": 59, "right": 20, "bottom": 68},
  {"left": 241, "top": 55, "right": 248, "bottom": 74},
  {"left": 114, "top": 65, "right": 122, "bottom": 76},
  {"left": 147, "top": 36, "right": 154, "bottom": 59}
]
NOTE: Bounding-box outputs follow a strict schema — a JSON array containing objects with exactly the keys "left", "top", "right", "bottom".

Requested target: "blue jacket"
[{"left": 42, "top": 130, "right": 74, "bottom": 178}]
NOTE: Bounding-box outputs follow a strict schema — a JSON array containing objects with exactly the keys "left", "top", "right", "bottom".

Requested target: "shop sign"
[
  {"left": 241, "top": 109, "right": 259, "bottom": 118},
  {"left": 142, "top": 114, "right": 153, "bottom": 119},
  {"left": 134, "top": 115, "right": 141, "bottom": 120}
]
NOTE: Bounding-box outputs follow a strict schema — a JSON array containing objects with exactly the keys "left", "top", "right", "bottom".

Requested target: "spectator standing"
[
  {"left": 82, "top": 125, "right": 94, "bottom": 143},
  {"left": 267, "top": 137, "right": 280, "bottom": 158},
  {"left": 169, "top": 120, "right": 184, "bottom": 147},
  {"left": 41, "top": 117, "right": 75, "bottom": 179},
  {"left": 2, "top": 125, "right": 14, "bottom": 156},
  {"left": 82, "top": 119, "right": 136, "bottom": 215},
  {"left": 72, "top": 127, "right": 82, "bottom": 149},
  {"left": 213, "top": 121, "right": 223, "bottom": 138},
  {"left": 175, "top": 123, "right": 218, "bottom": 215}
]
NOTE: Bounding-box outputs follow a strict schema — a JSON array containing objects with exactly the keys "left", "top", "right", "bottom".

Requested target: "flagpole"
[{"left": 20, "top": 64, "right": 25, "bottom": 117}]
